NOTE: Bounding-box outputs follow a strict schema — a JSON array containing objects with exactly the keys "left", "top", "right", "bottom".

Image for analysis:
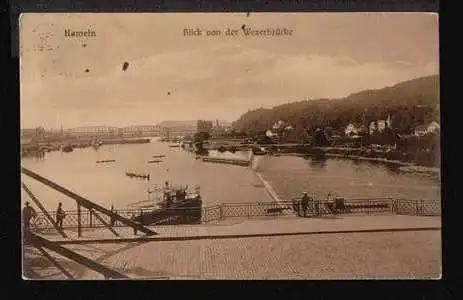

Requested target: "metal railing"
[{"left": 29, "top": 198, "right": 440, "bottom": 231}]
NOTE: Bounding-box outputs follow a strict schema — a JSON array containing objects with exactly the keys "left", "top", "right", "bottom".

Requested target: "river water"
[{"left": 20, "top": 139, "right": 440, "bottom": 211}]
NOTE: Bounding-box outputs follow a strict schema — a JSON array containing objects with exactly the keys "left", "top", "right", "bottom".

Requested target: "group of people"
[
  {"left": 293, "top": 192, "right": 320, "bottom": 217},
  {"left": 293, "top": 192, "right": 343, "bottom": 217},
  {"left": 22, "top": 202, "right": 66, "bottom": 236}
]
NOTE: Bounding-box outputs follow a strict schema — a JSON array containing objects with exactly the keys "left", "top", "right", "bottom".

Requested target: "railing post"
[
  {"left": 77, "top": 203, "right": 82, "bottom": 238},
  {"left": 89, "top": 209, "right": 93, "bottom": 228},
  {"left": 247, "top": 203, "right": 251, "bottom": 219}
]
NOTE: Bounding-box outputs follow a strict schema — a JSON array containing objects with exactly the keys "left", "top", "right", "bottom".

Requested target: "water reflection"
[
  {"left": 308, "top": 156, "right": 327, "bottom": 168},
  {"left": 22, "top": 151, "right": 46, "bottom": 160},
  {"left": 351, "top": 159, "right": 362, "bottom": 165},
  {"left": 258, "top": 155, "right": 440, "bottom": 201}
]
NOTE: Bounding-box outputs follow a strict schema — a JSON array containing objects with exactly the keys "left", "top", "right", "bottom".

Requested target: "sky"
[{"left": 20, "top": 13, "right": 439, "bottom": 129}]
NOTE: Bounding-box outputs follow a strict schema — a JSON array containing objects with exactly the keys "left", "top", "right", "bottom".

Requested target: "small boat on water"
[
  {"left": 168, "top": 144, "right": 181, "bottom": 148},
  {"left": 147, "top": 160, "right": 163, "bottom": 164},
  {"left": 125, "top": 171, "right": 150, "bottom": 180},
  {"left": 132, "top": 183, "right": 202, "bottom": 225},
  {"left": 96, "top": 159, "right": 116, "bottom": 163},
  {"left": 152, "top": 155, "right": 166, "bottom": 158}
]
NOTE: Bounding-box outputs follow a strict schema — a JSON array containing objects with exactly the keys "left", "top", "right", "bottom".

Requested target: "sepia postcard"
[{"left": 20, "top": 12, "right": 440, "bottom": 280}]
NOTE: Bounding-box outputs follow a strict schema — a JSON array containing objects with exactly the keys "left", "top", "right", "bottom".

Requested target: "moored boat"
[
  {"left": 125, "top": 171, "right": 150, "bottom": 180},
  {"left": 147, "top": 160, "right": 163, "bottom": 164},
  {"left": 132, "top": 183, "right": 202, "bottom": 225}
]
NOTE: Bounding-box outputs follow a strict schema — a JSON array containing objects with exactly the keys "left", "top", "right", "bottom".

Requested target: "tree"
[
  {"left": 197, "top": 120, "right": 213, "bottom": 134},
  {"left": 313, "top": 128, "right": 330, "bottom": 147}
]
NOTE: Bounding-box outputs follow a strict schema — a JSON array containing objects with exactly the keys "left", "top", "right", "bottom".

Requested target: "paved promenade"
[
  {"left": 24, "top": 215, "right": 441, "bottom": 280},
  {"left": 40, "top": 214, "right": 440, "bottom": 242}
]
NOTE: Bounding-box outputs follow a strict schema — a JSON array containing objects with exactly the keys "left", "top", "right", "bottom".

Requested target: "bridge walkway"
[{"left": 35, "top": 214, "right": 441, "bottom": 245}]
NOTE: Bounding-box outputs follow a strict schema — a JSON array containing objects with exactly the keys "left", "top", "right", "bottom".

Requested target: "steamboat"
[{"left": 132, "top": 182, "right": 202, "bottom": 225}]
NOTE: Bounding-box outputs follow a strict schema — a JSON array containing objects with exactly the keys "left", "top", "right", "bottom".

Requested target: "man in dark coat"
[
  {"left": 56, "top": 202, "right": 66, "bottom": 229},
  {"left": 301, "top": 192, "right": 309, "bottom": 217},
  {"left": 22, "top": 202, "right": 37, "bottom": 235}
]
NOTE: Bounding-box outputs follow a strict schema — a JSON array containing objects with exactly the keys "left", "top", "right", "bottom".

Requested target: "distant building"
[
  {"left": 368, "top": 121, "right": 377, "bottom": 135},
  {"left": 377, "top": 120, "right": 387, "bottom": 131},
  {"left": 122, "top": 125, "right": 161, "bottom": 136},
  {"left": 265, "top": 130, "right": 278, "bottom": 138},
  {"left": 272, "top": 120, "right": 284, "bottom": 130},
  {"left": 65, "top": 126, "right": 119, "bottom": 137},
  {"left": 345, "top": 123, "right": 361, "bottom": 136},
  {"left": 159, "top": 120, "right": 198, "bottom": 137},
  {"left": 369, "top": 115, "right": 392, "bottom": 134},
  {"left": 414, "top": 121, "right": 440, "bottom": 136}
]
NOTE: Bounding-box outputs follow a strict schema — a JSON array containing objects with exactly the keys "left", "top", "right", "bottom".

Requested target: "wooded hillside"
[{"left": 232, "top": 75, "right": 439, "bottom": 136}]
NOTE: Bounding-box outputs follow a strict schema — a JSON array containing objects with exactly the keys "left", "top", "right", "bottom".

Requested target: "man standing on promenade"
[
  {"left": 56, "top": 202, "right": 66, "bottom": 229},
  {"left": 301, "top": 192, "right": 309, "bottom": 217},
  {"left": 22, "top": 202, "right": 37, "bottom": 237}
]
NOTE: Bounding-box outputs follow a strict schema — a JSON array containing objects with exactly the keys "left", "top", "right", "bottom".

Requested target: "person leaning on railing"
[
  {"left": 22, "top": 202, "right": 37, "bottom": 237},
  {"left": 56, "top": 202, "right": 66, "bottom": 229}
]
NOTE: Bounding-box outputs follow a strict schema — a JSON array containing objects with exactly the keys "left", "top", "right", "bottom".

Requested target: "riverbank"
[
  {"left": 21, "top": 137, "right": 152, "bottom": 157},
  {"left": 397, "top": 165, "right": 441, "bottom": 176},
  {"left": 202, "top": 141, "right": 439, "bottom": 175}
]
